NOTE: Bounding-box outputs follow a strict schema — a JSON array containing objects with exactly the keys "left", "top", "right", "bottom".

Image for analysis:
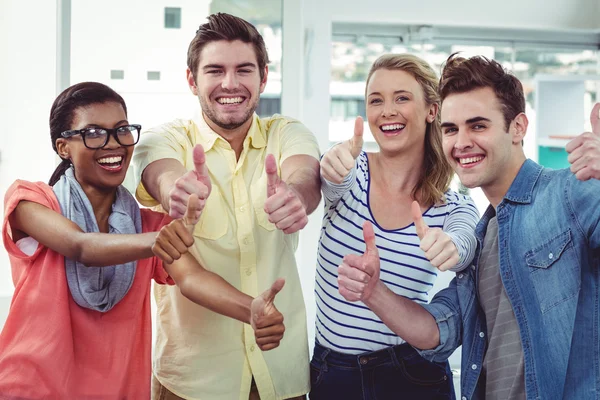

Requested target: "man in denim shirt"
[{"left": 337, "top": 54, "right": 600, "bottom": 400}]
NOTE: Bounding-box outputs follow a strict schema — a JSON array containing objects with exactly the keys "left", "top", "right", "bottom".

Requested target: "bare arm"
[
  {"left": 281, "top": 154, "right": 321, "bottom": 215},
  {"left": 140, "top": 145, "right": 211, "bottom": 219},
  {"left": 363, "top": 282, "right": 440, "bottom": 350},
  {"left": 163, "top": 253, "right": 253, "bottom": 323},
  {"left": 152, "top": 215, "right": 286, "bottom": 351},
  {"left": 141, "top": 158, "right": 188, "bottom": 213},
  {"left": 337, "top": 221, "right": 441, "bottom": 350},
  {"left": 9, "top": 200, "right": 155, "bottom": 266}
]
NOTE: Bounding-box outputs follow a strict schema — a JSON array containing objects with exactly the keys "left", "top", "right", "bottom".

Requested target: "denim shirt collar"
[{"left": 475, "top": 159, "right": 543, "bottom": 243}]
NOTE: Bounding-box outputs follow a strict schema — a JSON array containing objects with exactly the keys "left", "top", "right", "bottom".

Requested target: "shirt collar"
[
  {"left": 193, "top": 113, "right": 266, "bottom": 151},
  {"left": 503, "top": 159, "right": 543, "bottom": 205},
  {"left": 474, "top": 159, "right": 543, "bottom": 242}
]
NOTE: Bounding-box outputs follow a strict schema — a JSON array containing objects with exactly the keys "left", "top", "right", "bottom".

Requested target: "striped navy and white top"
[{"left": 315, "top": 151, "right": 479, "bottom": 354}]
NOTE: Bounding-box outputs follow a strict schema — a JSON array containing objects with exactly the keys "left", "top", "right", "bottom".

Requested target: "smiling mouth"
[
  {"left": 380, "top": 123, "right": 406, "bottom": 134},
  {"left": 457, "top": 156, "right": 484, "bottom": 166},
  {"left": 216, "top": 96, "right": 245, "bottom": 105},
  {"left": 97, "top": 155, "right": 124, "bottom": 170}
]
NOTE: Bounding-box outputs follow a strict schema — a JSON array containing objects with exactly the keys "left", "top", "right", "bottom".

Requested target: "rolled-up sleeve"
[{"left": 417, "top": 278, "right": 463, "bottom": 362}]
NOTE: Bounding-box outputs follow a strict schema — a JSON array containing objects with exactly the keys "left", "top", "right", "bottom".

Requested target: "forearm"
[
  {"left": 364, "top": 281, "right": 441, "bottom": 350},
  {"left": 171, "top": 254, "right": 252, "bottom": 324},
  {"left": 287, "top": 166, "right": 321, "bottom": 214},
  {"left": 76, "top": 232, "right": 157, "bottom": 266},
  {"left": 141, "top": 159, "right": 187, "bottom": 211}
]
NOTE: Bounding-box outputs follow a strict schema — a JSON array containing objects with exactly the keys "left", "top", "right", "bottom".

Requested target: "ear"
[
  {"left": 186, "top": 68, "right": 198, "bottom": 96},
  {"left": 511, "top": 112, "right": 528, "bottom": 144},
  {"left": 259, "top": 65, "right": 268, "bottom": 94},
  {"left": 55, "top": 138, "right": 70, "bottom": 160},
  {"left": 427, "top": 103, "right": 439, "bottom": 123}
]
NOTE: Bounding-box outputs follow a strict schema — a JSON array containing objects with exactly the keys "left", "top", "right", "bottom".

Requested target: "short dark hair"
[
  {"left": 439, "top": 53, "right": 525, "bottom": 130},
  {"left": 187, "top": 13, "right": 270, "bottom": 81},
  {"left": 48, "top": 82, "right": 127, "bottom": 186}
]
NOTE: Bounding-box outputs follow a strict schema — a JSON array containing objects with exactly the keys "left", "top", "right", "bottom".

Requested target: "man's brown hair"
[
  {"left": 439, "top": 53, "right": 525, "bottom": 130},
  {"left": 187, "top": 13, "right": 270, "bottom": 82}
]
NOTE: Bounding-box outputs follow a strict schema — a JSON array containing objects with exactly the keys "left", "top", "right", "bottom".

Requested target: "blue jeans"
[{"left": 309, "top": 342, "right": 455, "bottom": 400}]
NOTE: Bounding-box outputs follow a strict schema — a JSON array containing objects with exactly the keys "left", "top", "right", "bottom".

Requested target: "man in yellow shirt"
[{"left": 132, "top": 12, "right": 321, "bottom": 400}]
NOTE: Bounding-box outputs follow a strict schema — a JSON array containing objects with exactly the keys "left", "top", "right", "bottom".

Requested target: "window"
[
  {"left": 164, "top": 7, "right": 181, "bottom": 29},
  {"left": 110, "top": 70, "right": 124, "bottom": 80},
  {"left": 147, "top": 71, "right": 161, "bottom": 81},
  {"left": 256, "top": 96, "right": 281, "bottom": 117}
]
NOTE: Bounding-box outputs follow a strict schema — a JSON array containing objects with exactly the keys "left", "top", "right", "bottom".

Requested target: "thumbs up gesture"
[
  {"left": 338, "top": 221, "right": 381, "bottom": 302},
  {"left": 411, "top": 201, "right": 459, "bottom": 271},
  {"left": 263, "top": 154, "right": 308, "bottom": 234},
  {"left": 250, "top": 278, "right": 286, "bottom": 351},
  {"left": 566, "top": 103, "right": 600, "bottom": 181},
  {"left": 168, "top": 144, "right": 212, "bottom": 219},
  {"left": 152, "top": 194, "right": 201, "bottom": 264},
  {"left": 321, "top": 116, "right": 364, "bottom": 184}
]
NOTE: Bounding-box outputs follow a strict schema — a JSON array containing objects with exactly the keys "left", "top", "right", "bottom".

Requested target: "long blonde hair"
[{"left": 365, "top": 54, "right": 452, "bottom": 206}]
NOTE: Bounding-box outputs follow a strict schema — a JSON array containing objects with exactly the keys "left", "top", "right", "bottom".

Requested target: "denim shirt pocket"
[{"left": 525, "top": 229, "right": 580, "bottom": 313}]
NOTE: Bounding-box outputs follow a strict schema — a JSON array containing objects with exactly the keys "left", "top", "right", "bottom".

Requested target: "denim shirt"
[{"left": 418, "top": 159, "right": 600, "bottom": 400}]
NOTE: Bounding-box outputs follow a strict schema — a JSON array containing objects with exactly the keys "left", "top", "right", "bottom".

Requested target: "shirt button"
[
  {"left": 471, "top": 265, "right": 476, "bottom": 270},
  {"left": 458, "top": 274, "right": 464, "bottom": 279},
  {"left": 250, "top": 344, "right": 255, "bottom": 352},
  {"left": 479, "top": 332, "right": 485, "bottom": 338},
  {"left": 462, "top": 397, "right": 467, "bottom": 400},
  {"left": 240, "top": 206, "right": 246, "bottom": 212},
  {"left": 471, "top": 364, "right": 478, "bottom": 370},
  {"left": 243, "top": 237, "right": 251, "bottom": 245},
  {"left": 359, "top": 357, "right": 368, "bottom": 365},
  {"left": 548, "top": 253, "right": 554, "bottom": 259},
  {"left": 246, "top": 269, "right": 252, "bottom": 276}
]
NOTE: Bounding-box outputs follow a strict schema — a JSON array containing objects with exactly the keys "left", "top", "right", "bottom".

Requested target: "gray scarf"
[{"left": 53, "top": 167, "right": 142, "bottom": 312}]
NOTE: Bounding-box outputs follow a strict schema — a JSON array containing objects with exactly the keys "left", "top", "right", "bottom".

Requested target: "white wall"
[{"left": 0, "top": 1, "right": 58, "bottom": 320}]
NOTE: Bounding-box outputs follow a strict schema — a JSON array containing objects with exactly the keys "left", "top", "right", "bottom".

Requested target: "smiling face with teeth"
[
  {"left": 56, "top": 101, "right": 133, "bottom": 194},
  {"left": 441, "top": 87, "right": 528, "bottom": 206},
  {"left": 187, "top": 40, "right": 267, "bottom": 141},
  {"left": 366, "top": 69, "right": 437, "bottom": 155}
]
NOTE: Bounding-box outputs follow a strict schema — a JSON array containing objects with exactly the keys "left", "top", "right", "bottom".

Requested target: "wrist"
[
  {"left": 363, "top": 280, "right": 386, "bottom": 309},
  {"left": 288, "top": 183, "right": 308, "bottom": 210}
]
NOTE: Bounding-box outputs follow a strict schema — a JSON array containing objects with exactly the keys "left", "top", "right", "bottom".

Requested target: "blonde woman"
[{"left": 311, "top": 54, "right": 479, "bottom": 399}]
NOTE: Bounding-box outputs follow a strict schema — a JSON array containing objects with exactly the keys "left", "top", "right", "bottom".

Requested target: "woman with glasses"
[{"left": 0, "top": 82, "right": 285, "bottom": 398}]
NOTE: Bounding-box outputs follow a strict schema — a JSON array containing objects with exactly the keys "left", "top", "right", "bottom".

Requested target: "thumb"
[
  {"left": 193, "top": 144, "right": 208, "bottom": 177},
  {"left": 591, "top": 103, "right": 600, "bottom": 136},
  {"left": 262, "top": 278, "right": 285, "bottom": 304},
  {"left": 183, "top": 194, "right": 201, "bottom": 229},
  {"left": 411, "top": 201, "right": 429, "bottom": 240},
  {"left": 362, "top": 221, "right": 378, "bottom": 257},
  {"left": 350, "top": 116, "right": 364, "bottom": 159},
  {"left": 265, "top": 154, "right": 280, "bottom": 197}
]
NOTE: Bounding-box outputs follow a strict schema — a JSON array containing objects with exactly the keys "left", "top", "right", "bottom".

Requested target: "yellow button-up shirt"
[{"left": 133, "top": 114, "right": 320, "bottom": 400}]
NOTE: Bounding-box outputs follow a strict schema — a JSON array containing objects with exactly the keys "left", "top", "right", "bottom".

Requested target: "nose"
[
  {"left": 381, "top": 102, "right": 398, "bottom": 118},
  {"left": 221, "top": 71, "right": 239, "bottom": 91},
  {"left": 454, "top": 128, "right": 473, "bottom": 150}
]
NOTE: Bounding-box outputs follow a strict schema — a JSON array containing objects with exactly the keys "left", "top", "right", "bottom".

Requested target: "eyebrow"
[
  {"left": 367, "top": 90, "right": 413, "bottom": 97},
  {"left": 82, "top": 120, "right": 129, "bottom": 129},
  {"left": 440, "top": 116, "right": 491, "bottom": 128},
  {"left": 202, "top": 62, "right": 257, "bottom": 70}
]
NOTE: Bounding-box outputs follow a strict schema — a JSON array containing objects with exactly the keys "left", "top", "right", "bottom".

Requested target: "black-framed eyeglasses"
[{"left": 60, "top": 124, "right": 142, "bottom": 149}]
